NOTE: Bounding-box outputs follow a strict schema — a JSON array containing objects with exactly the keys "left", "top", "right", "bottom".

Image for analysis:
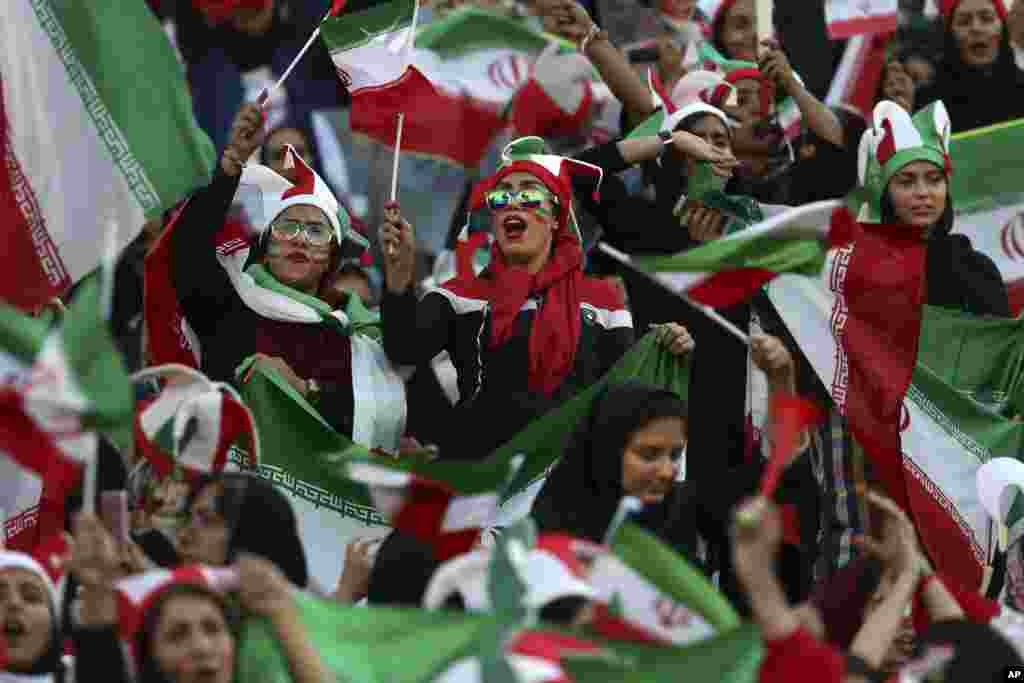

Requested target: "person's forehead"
[
  {"left": 0, "top": 567, "right": 47, "bottom": 589},
  {"left": 954, "top": 0, "right": 997, "bottom": 16},
  {"left": 734, "top": 79, "right": 761, "bottom": 94},
  {"left": 278, "top": 204, "right": 330, "bottom": 224},
  {"left": 496, "top": 172, "right": 546, "bottom": 189}
]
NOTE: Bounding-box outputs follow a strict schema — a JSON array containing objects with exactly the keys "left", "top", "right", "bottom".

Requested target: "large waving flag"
[
  {"left": 824, "top": 0, "right": 899, "bottom": 39},
  {"left": 0, "top": 0, "right": 216, "bottom": 311},
  {"left": 944, "top": 119, "right": 1024, "bottom": 315},
  {"left": 600, "top": 199, "right": 850, "bottom": 309},
  {"left": 768, "top": 274, "right": 1024, "bottom": 591},
  {"left": 0, "top": 276, "right": 133, "bottom": 550}
]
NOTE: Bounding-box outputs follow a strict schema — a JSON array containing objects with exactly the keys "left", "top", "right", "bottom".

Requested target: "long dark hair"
[
  {"left": 531, "top": 382, "right": 687, "bottom": 543},
  {"left": 879, "top": 179, "right": 954, "bottom": 237},
  {"left": 136, "top": 583, "right": 239, "bottom": 683},
  {"left": 185, "top": 473, "right": 309, "bottom": 588}
]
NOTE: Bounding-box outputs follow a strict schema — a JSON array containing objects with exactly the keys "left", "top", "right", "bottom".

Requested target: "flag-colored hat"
[
  {"left": 855, "top": 100, "right": 953, "bottom": 223},
  {"left": 0, "top": 548, "right": 62, "bottom": 611},
  {"left": 132, "top": 366, "right": 260, "bottom": 481},
  {"left": 240, "top": 145, "right": 355, "bottom": 249},
  {"left": 652, "top": 69, "right": 735, "bottom": 135},
  {"left": 421, "top": 534, "right": 599, "bottom": 612},
  {"left": 468, "top": 137, "right": 604, "bottom": 242},
  {"left": 940, "top": 0, "right": 1008, "bottom": 23}
]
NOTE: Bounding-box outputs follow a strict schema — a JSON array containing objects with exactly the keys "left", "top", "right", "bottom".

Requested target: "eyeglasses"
[
  {"left": 270, "top": 220, "right": 334, "bottom": 247},
  {"left": 485, "top": 189, "right": 558, "bottom": 212}
]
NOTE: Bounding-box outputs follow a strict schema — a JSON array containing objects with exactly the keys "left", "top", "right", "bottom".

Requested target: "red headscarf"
[
  {"left": 459, "top": 162, "right": 586, "bottom": 397},
  {"left": 940, "top": 0, "right": 1009, "bottom": 23}
]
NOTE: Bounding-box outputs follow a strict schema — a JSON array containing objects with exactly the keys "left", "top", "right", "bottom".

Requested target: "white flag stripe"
[
  {"left": 441, "top": 493, "right": 500, "bottom": 532},
  {"left": 588, "top": 554, "right": 716, "bottom": 646},
  {"left": 2, "top": 0, "right": 145, "bottom": 285}
]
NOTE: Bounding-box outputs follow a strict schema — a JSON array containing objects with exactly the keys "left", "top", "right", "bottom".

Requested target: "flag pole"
[
  {"left": 258, "top": 0, "right": 346, "bottom": 107},
  {"left": 0, "top": 508, "right": 5, "bottom": 549},
  {"left": 384, "top": 0, "right": 419, "bottom": 257},
  {"left": 596, "top": 242, "right": 751, "bottom": 346},
  {"left": 82, "top": 452, "right": 98, "bottom": 516},
  {"left": 100, "top": 218, "right": 118, "bottom": 322}
]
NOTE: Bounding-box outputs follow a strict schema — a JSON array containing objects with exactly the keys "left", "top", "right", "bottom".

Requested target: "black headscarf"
[
  {"left": 366, "top": 530, "right": 441, "bottom": 607},
  {"left": 917, "top": 27, "right": 1024, "bottom": 134},
  {"left": 914, "top": 619, "right": 1023, "bottom": 679},
  {"left": 530, "top": 382, "right": 688, "bottom": 546},
  {"left": 879, "top": 189, "right": 1010, "bottom": 317},
  {"left": 187, "top": 473, "right": 309, "bottom": 588}
]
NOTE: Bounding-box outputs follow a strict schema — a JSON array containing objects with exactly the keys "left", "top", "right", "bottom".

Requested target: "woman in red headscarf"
[
  {"left": 916, "top": 0, "right": 1024, "bottom": 132},
  {"left": 379, "top": 138, "right": 695, "bottom": 460}
]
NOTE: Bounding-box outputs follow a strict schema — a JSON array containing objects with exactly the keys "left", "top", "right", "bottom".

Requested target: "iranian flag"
[
  {"left": 234, "top": 355, "right": 392, "bottom": 593},
  {"left": 0, "top": 276, "right": 133, "bottom": 551},
  {"left": 944, "top": 118, "right": 1024, "bottom": 315},
  {"left": 824, "top": 0, "right": 899, "bottom": 39},
  {"left": 767, "top": 270, "right": 1024, "bottom": 591},
  {"left": 599, "top": 199, "right": 851, "bottom": 309},
  {"left": 0, "top": 0, "right": 216, "bottom": 312},
  {"left": 587, "top": 523, "right": 738, "bottom": 647}
]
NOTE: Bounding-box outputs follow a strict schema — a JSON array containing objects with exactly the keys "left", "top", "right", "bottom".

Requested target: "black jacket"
[
  {"left": 381, "top": 276, "right": 634, "bottom": 460},
  {"left": 169, "top": 168, "right": 355, "bottom": 435}
]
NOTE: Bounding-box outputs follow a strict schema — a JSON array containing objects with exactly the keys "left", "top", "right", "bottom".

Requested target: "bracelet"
[{"left": 579, "top": 24, "right": 604, "bottom": 55}]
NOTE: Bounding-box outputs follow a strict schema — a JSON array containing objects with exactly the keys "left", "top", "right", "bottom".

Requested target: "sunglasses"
[
  {"left": 270, "top": 220, "right": 334, "bottom": 247},
  {"left": 485, "top": 188, "right": 558, "bottom": 212}
]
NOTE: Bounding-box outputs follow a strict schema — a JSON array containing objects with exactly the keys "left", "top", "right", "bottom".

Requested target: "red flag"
[
  {"left": 839, "top": 225, "right": 927, "bottom": 510},
  {"left": 328, "top": 0, "right": 346, "bottom": 17},
  {"left": 760, "top": 393, "right": 824, "bottom": 499}
]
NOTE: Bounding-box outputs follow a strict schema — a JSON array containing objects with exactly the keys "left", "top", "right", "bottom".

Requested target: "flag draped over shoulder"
[
  {"left": 0, "top": 0, "right": 216, "bottom": 311},
  {"left": 234, "top": 355, "right": 389, "bottom": 592},
  {"left": 0, "top": 277, "right": 133, "bottom": 550},
  {"left": 768, "top": 272, "right": 1024, "bottom": 591}
]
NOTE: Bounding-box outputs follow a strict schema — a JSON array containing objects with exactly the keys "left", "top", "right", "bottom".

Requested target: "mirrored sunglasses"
[{"left": 485, "top": 188, "right": 558, "bottom": 212}]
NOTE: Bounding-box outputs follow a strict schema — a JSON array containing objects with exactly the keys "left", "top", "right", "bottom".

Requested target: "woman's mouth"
[
  {"left": 501, "top": 215, "right": 528, "bottom": 241},
  {"left": 3, "top": 617, "right": 27, "bottom": 642},
  {"left": 286, "top": 252, "right": 311, "bottom": 263}
]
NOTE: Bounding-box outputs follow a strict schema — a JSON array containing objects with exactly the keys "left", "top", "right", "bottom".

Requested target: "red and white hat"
[
  {"left": 652, "top": 68, "right": 736, "bottom": 135},
  {"left": 468, "top": 137, "right": 605, "bottom": 242},
  {"left": 240, "top": 145, "right": 357, "bottom": 249},
  {"left": 421, "top": 533, "right": 600, "bottom": 612},
  {"left": 132, "top": 366, "right": 259, "bottom": 481}
]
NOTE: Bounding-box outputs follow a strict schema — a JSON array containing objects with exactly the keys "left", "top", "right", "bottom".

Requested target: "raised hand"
[
  {"left": 379, "top": 202, "right": 417, "bottom": 295},
  {"left": 221, "top": 104, "right": 265, "bottom": 176}
]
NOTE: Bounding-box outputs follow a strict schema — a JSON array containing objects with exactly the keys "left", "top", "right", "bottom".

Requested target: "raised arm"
[
  {"left": 540, "top": 0, "right": 657, "bottom": 128},
  {"left": 759, "top": 39, "right": 845, "bottom": 148},
  {"left": 171, "top": 104, "right": 265, "bottom": 338},
  {"left": 378, "top": 205, "right": 455, "bottom": 365}
]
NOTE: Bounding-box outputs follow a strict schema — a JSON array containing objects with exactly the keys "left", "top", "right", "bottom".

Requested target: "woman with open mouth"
[
  {"left": 379, "top": 137, "right": 697, "bottom": 459},
  {"left": 0, "top": 550, "right": 66, "bottom": 682},
  {"left": 915, "top": 0, "right": 1024, "bottom": 133}
]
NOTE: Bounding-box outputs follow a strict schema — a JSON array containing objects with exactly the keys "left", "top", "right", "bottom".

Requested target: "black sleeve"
[
  {"left": 381, "top": 288, "right": 456, "bottom": 365},
  {"left": 71, "top": 625, "right": 132, "bottom": 683},
  {"left": 170, "top": 168, "right": 243, "bottom": 339},
  {"left": 597, "top": 326, "right": 635, "bottom": 376},
  {"left": 572, "top": 143, "right": 692, "bottom": 255},
  {"left": 965, "top": 248, "right": 1011, "bottom": 318},
  {"left": 315, "top": 380, "right": 355, "bottom": 437}
]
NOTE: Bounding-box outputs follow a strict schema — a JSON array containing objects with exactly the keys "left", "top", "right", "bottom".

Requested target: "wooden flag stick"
[
  {"left": 384, "top": 113, "right": 406, "bottom": 258},
  {"left": 82, "top": 451, "right": 98, "bottom": 516},
  {"left": 755, "top": 0, "right": 773, "bottom": 54},
  {"left": 100, "top": 218, "right": 118, "bottom": 322}
]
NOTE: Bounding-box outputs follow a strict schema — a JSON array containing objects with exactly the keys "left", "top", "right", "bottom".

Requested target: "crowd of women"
[{"left": 6, "top": 0, "right": 1024, "bottom": 681}]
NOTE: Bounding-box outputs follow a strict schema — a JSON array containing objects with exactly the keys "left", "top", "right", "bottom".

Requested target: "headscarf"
[
  {"left": 187, "top": 473, "right": 308, "bottom": 587},
  {"left": 455, "top": 138, "right": 604, "bottom": 397},
  {"left": 940, "top": 0, "right": 1009, "bottom": 24},
  {"left": 530, "top": 382, "right": 687, "bottom": 543},
  {"left": 0, "top": 551, "right": 63, "bottom": 678}
]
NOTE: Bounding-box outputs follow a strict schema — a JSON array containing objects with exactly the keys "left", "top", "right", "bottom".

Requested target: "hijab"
[
  {"left": 530, "top": 382, "right": 687, "bottom": 544},
  {"left": 187, "top": 473, "right": 309, "bottom": 588}
]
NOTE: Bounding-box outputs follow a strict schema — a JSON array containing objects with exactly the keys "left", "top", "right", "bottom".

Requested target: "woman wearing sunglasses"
[
  {"left": 379, "top": 137, "right": 695, "bottom": 460},
  {"left": 167, "top": 103, "right": 405, "bottom": 454}
]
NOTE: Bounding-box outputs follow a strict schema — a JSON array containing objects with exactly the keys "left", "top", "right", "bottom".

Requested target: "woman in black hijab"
[{"left": 177, "top": 473, "right": 309, "bottom": 588}]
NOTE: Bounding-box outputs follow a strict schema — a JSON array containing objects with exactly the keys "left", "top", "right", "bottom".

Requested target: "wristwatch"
[
  {"left": 658, "top": 130, "right": 674, "bottom": 145},
  {"left": 306, "top": 377, "right": 322, "bottom": 404}
]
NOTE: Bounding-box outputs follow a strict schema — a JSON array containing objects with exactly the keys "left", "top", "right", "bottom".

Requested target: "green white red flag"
[
  {"left": 824, "top": 0, "right": 899, "bottom": 39},
  {"left": 0, "top": 0, "right": 215, "bottom": 311}
]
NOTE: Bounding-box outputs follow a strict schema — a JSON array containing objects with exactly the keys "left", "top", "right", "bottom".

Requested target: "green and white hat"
[{"left": 856, "top": 100, "right": 953, "bottom": 223}]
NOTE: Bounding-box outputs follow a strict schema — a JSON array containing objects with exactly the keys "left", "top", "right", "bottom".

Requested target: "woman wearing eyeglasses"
[
  {"left": 379, "top": 137, "right": 695, "bottom": 460},
  {"left": 167, "top": 104, "right": 404, "bottom": 450}
]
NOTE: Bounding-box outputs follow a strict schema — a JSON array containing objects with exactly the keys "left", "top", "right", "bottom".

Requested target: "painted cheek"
[{"left": 308, "top": 247, "right": 331, "bottom": 264}]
